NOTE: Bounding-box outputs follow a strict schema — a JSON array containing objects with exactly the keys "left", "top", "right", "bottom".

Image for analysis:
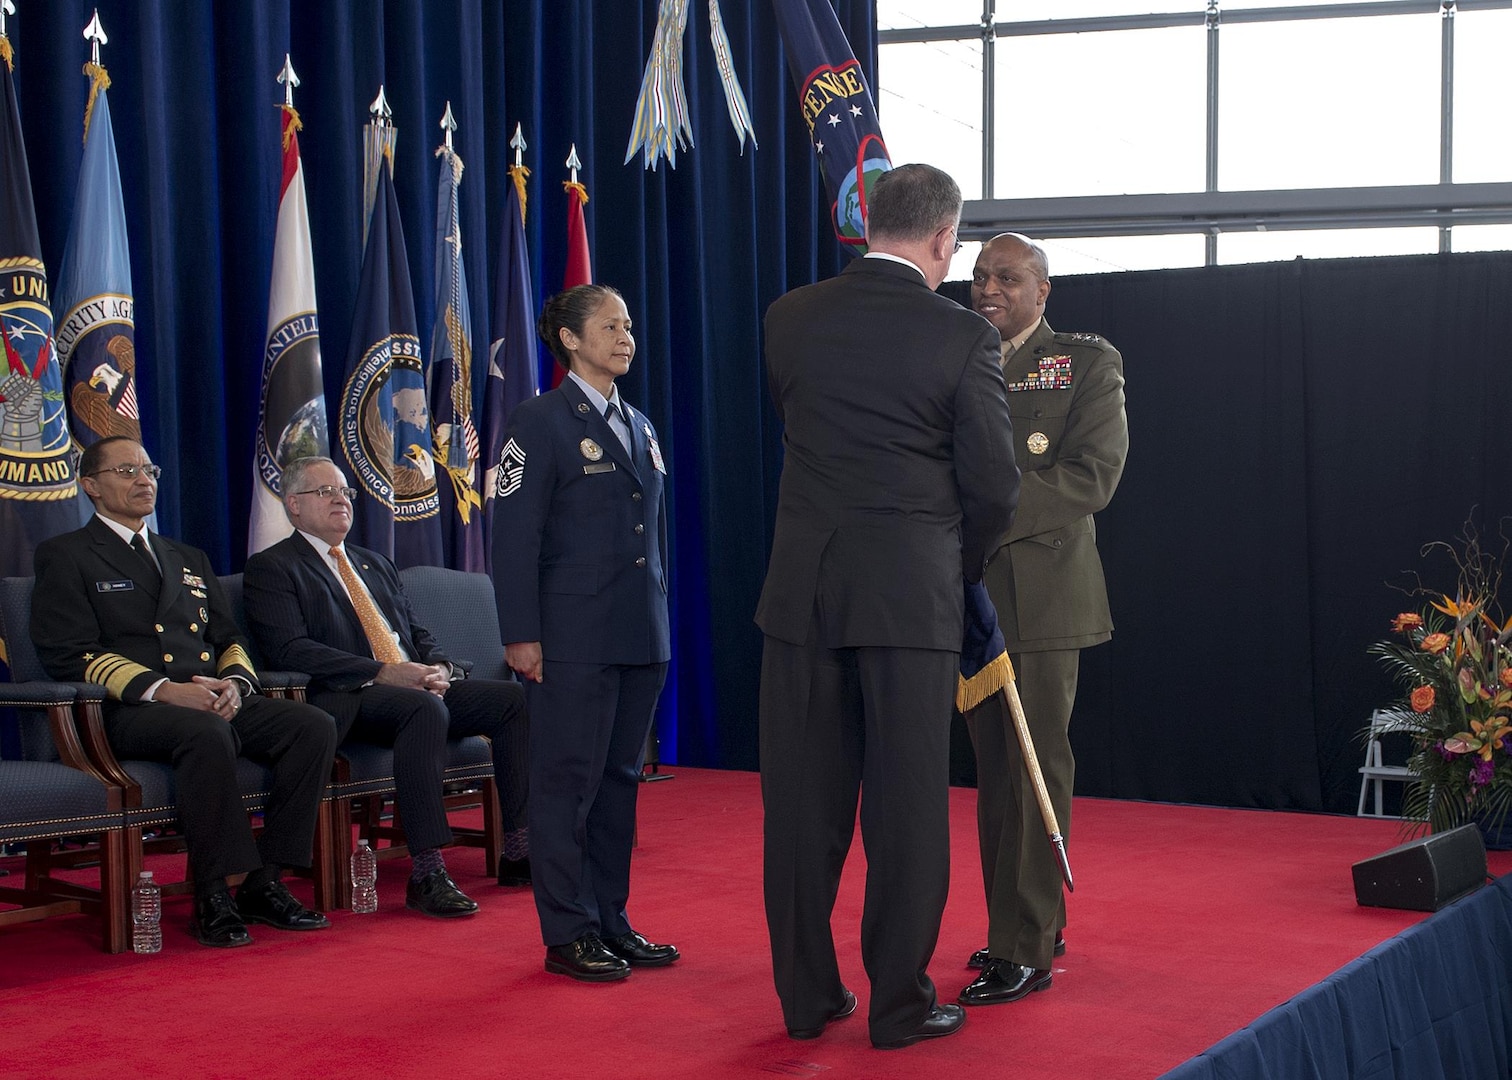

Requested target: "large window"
[{"left": 879, "top": 1, "right": 1512, "bottom": 272}]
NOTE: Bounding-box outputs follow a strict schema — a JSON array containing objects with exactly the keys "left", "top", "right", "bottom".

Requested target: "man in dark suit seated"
[
  {"left": 242, "top": 456, "right": 529, "bottom": 918},
  {"left": 31, "top": 436, "right": 337, "bottom": 948}
]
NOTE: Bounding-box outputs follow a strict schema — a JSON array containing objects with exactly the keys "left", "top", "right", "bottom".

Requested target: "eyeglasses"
[
  {"left": 88, "top": 464, "right": 162, "bottom": 480},
  {"left": 952, "top": 229, "right": 964, "bottom": 255},
  {"left": 293, "top": 485, "right": 359, "bottom": 501}
]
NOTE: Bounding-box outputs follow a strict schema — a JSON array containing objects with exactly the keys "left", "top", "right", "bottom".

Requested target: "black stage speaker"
[{"left": 1351, "top": 824, "right": 1487, "bottom": 912}]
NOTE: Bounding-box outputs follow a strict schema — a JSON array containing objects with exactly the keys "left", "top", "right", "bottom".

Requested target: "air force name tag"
[{"left": 96, "top": 579, "right": 134, "bottom": 592}]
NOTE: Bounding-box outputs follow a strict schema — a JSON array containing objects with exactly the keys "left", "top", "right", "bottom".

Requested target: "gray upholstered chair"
[{"left": 0, "top": 576, "right": 130, "bottom": 951}]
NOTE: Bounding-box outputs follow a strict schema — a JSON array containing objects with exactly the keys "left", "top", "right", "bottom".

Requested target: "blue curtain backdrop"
[{"left": 7, "top": 0, "right": 875, "bottom": 773}]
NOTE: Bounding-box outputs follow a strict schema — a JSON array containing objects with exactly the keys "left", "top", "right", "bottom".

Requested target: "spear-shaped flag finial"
[
  {"left": 277, "top": 53, "right": 300, "bottom": 109},
  {"left": 510, "top": 123, "right": 527, "bottom": 170},
  {"left": 369, "top": 84, "right": 392, "bottom": 127},
  {"left": 83, "top": 9, "right": 106, "bottom": 66},
  {"left": 565, "top": 143, "right": 581, "bottom": 188},
  {"left": 439, "top": 100, "right": 456, "bottom": 153}
]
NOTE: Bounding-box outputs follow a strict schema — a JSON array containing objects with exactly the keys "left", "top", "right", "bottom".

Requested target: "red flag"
[{"left": 552, "top": 177, "right": 592, "bottom": 388}]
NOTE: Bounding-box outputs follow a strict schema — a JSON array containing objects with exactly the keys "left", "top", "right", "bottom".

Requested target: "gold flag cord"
[{"left": 82, "top": 60, "right": 110, "bottom": 144}]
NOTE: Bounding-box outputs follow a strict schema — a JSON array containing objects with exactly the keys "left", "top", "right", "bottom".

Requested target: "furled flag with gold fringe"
[
  {"left": 428, "top": 103, "right": 484, "bottom": 572},
  {"left": 771, "top": 0, "right": 891, "bottom": 254},
  {"left": 54, "top": 13, "right": 143, "bottom": 452},
  {"left": 625, "top": 0, "right": 756, "bottom": 169},
  {"left": 0, "top": 11, "right": 85, "bottom": 583},
  {"left": 249, "top": 57, "right": 328, "bottom": 555}
]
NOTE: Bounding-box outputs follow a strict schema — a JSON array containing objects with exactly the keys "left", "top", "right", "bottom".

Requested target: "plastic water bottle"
[
  {"left": 351, "top": 839, "right": 378, "bottom": 913},
  {"left": 131, "top": 870, "right": 162, "bottom": 954}
]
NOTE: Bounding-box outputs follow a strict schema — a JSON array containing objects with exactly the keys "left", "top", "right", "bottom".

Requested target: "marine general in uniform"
[{"left": 956, "top": 233, "right": 1129, "bottom": 1006}]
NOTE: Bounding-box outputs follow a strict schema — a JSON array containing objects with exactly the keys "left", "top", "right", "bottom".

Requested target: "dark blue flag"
[
  {"left": 482, "top": 165, "right": 536, "bottom": 576},
  {"left": 338, "top": 147, "right": 443, "bottom": 567},
  {"left": 0, "top": 35, "right": 86, "bottom": 582},
  {"left": 771, "top": 0, "right": 892, "bottom": 254},
  {"left": 958, "top": 579, "right": 1013, "bottom": 713}
]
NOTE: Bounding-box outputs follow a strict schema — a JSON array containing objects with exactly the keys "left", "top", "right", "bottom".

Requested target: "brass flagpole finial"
[
  {"left": 83, "top": 9, "right": 106, "bottom": 66},
  {"left": 277, "top": 54, "right": 299, "bottom": 109},
  {"left": 369, "top": 84, "right": 392, "bottom": 128},
  {"left": 510, "top": 123, "right": 527, "bottom": 169},
  {"left": 439, "top": 100, "right": 456, "bottom": 153},
  {"left": 565, "top": 144, "right": 581, "bottom": 188}
]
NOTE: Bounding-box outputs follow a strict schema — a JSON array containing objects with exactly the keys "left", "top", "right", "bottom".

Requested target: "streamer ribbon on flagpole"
[{"left": 625, "top": 0, "right": 755, "bottom": 170}]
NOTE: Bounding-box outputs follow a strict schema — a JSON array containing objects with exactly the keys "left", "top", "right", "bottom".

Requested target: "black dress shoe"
[
  {"left": 958, "top": 959, "right": 1052, "bottom": 1006},
  {"left": 787, "top": 988, "right": 858, "bottom": 1040},
  {"left": 404, "top": 868, "right": 479, "bottom": 918},
  {"left": 497, "top": 856, "right": 532, "bottom": 887},
  {"left": 545, "top": 934, "right": 631, "bottom": 982},
  {"left": 601, "top": 929, "right": 679, "bottom": 967},
  {"left": 872, "top": 1003, "right": 966, "bottom": 1050},
  {"left": 237, "top": 880, "right": 330, "bottom": 931},
  {"left": 967, "top": 932, "right": 1065, "bottom": 969},
  {"left": 191, "top": 889, "right": 253, "bottom": 948}
]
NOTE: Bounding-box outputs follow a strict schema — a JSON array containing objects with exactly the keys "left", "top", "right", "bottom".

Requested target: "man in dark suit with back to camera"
[
  {"left": 31, "top": 436, "right": 337, "bottom": 947},
  {"left": 242, "top": 455, "right": 530, "bottom": 918},
  {"left": 956, "top": 232, "right": 1128, "bottom": 1007},
  {"left": 757, "top": 163, "right": 1020, "bottom": 1050}
]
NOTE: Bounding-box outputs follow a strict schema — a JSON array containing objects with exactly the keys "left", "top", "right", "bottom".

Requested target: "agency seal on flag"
[
  {"left": 340, "top": 331, "right": 440, "bottom": 523},
  {"left": 255, "top": 311, "right": 326, "bottom": 497},
  {"left": 0, "top": 257, "right": 76, "bottom": 499}
]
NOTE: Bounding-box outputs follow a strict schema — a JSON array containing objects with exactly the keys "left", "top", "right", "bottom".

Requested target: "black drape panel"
[
  {"left": 8, "top": 0, "right": 872, "bottom": 773},
  {"left": 1050, "top": 252, "right": 1512, "bottom": 812}
]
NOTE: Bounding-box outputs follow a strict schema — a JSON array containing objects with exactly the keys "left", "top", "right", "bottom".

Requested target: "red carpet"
[{"left": 4, "top": 767, "right": 1506, "bottom": 1079}]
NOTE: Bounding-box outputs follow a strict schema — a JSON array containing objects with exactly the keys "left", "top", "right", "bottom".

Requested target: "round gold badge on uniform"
[
  {"left": 1027, "top": 432, "right": 1050, "bottom": 455},
  {"left": 580, "top": 438, "right": 604, "bottom": 462}
]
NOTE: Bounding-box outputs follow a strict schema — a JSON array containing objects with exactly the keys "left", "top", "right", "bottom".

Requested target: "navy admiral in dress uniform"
[
  {"left": 957, "top": 233, "right": 1128, "bottom": 1006},
  {"left": 242, "top": 456, "right": 531, "bottom": 919},
  {"left": 492, "top": 284, "right": 676, "bottom": 982},
  {"left": 31, "top": 436, "right": 337, "bottom": 947}
]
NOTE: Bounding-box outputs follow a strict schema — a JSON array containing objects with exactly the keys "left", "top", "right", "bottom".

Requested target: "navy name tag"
[
  {"left": 96, "top": 579, "right": 134, "bottom": 592},
  {"left": 583, "top": 462, "right": 617, "bottom": 475}
]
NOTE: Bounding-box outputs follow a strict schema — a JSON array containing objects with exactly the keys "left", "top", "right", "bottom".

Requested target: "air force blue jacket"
[{"left": 491, "top": 377, "right": 671, "bottom": 666}]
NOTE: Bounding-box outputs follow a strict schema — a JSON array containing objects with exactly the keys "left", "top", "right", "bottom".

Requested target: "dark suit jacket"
[
  {"left": 756, "top": 256, "right": 1020, "bottom": 651},
  {"left": 491, "top": 377, "right": 670, "bottom": 666},
  {"left": 242, "top": 531, "right": 451, "bottom": 694},
  {"left": 31, "top": 515, "right": 259, "bottom": 701},
  {"left": 986, "top": 318, "right": 1127, "bottom": 652}
]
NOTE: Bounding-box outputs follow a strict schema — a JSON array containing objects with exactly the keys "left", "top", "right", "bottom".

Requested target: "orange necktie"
[{"left": 330, "top": 547, "right": 404, "bottom": 664}]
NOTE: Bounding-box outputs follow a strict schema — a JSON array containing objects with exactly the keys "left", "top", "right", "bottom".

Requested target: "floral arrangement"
[{"left": 1370, "top": 524, "right": 1512, "bottom": 837}]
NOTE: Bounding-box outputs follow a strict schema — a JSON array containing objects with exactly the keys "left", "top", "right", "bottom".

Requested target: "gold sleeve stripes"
[
  {"left": 83, "top": 652, "right": 155, "bottom": 701},
  {"left": 217, "top": 643, "right": 256, "bottom": 678}
]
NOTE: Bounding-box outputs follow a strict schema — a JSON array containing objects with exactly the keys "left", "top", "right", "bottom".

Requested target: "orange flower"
[
  {"left": 1421, "top": 632, "right": 1451, "bottom": 655},
  {"left": 1392, "top": 613, "right": 1424, "bottom": 633},
  {"left": 1501, "top": 667, "right": 1512, "bottom": 690},
  {"left": 1411, "top": 685, "right": 1436, "bottom": 712}
]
